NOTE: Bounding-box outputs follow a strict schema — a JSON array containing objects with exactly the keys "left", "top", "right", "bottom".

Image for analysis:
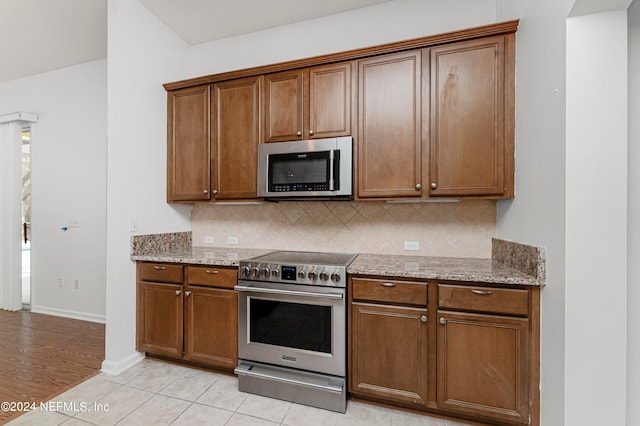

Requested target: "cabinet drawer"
[
  {"left": 438, "top": 284, "right": 528, "bottom": 316},
  {"left": 138, "top": 263, "right": 183, "bottom": 283},
  {"left": 187, "top": 266, "right": 237, "bottom": 289},
  {"left": 352, "top": 278, "right": 427, "bottom": 306}
]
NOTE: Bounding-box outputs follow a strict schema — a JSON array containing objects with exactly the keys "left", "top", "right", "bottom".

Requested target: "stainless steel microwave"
[{"left": 257, "top": 137, "right": 353, "bottom": 199}]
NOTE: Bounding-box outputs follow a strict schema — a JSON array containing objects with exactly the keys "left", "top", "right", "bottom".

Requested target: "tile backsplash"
[{"left": 191, "top": 200, "right": 496, "bottom": 258}]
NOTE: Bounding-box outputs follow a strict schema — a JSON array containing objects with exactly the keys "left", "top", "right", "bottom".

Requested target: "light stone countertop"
[
  {"left": 347, "top": 253, "right": 544, "bottom": 286},
  {"left": 131, "top": 247, "right": 273, "bottom": 267},
  {"left": 130, "top": 233, "right": 545, "bottom": 287}
]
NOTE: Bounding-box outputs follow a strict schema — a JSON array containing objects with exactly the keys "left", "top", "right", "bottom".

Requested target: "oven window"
[{"left": 249, "top": 299, "right": 331, "bottom": 354}]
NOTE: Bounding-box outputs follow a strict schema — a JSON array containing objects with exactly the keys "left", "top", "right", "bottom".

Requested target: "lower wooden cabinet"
[
  {"left": 350, "top": 302, "right": 428, "bottom": 406},
  {"left": 184, "top": 285, "right": 237, "bottom": 368},
  {"left": 349, "top": 278, "right": 429, "bottom": 406},
  {"left": 437, "top": 311, "right": 530, "bottom": 424},
  {"left": 137, "top": 281, "right": 183, "bottom": 358},
  {"left": 348, "top": 276, "right": 540, "bottom": 426},
  {"left": 136, "top": 262, "right": 238, "bottom": 371}
]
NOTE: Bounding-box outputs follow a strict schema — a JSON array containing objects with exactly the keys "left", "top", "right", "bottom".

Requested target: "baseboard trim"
[
  {"left": 101, "top": 352, "right": 145, "bottom": 376},
  {"left": 30, "top": 305, "right": 106, "bottom": 324}
]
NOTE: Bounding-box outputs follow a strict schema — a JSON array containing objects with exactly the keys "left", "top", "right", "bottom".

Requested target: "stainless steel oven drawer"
[{"left": 235, "top": 361, "right": 346, "bottom": 413}]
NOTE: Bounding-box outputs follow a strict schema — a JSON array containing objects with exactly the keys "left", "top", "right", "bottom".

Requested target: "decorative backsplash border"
[
  {"left": 131, "top": 231, "right": 192, "bottom": 256},
  {"left": 492, "top": 238, "right": 546, "bottom": 281}
]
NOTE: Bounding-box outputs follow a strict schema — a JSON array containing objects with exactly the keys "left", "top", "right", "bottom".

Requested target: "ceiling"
[{"left": 0, "top": 0, "right": 391, "bottom": 84}]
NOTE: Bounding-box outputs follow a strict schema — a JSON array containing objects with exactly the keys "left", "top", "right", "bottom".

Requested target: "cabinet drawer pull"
[
  {"left": 439, "top": 317, "right": 446, "bottom": 325},
  {"left": 175, "top": 290, "right": 181, "bottom": 296},
  {"left": 420, "top": 315, "right": 427, "bottom": 323},
  {"left": 153, "top": 266, "right": 166, "bottom": 271},
  {"left": 471, "top": 289, "right": 493, "bottom": 296},
  {"left": 205, "top": 270, "right": 219, "bottom": 275},
  {"left": 380, "top": 282, "right": 397, "bottom": 288},
  {"left": 185, "top": 291, "right": 191, "bottom": 297}
]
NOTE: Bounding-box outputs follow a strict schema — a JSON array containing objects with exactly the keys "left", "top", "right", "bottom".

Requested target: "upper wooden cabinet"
[
  {"left": 165, "top": 21, "right": 518, "bottom": 202},
  {"left": 263, "top": 62, "right": 353, "bottom": 143},
  {"left": 211, "top": 76, "right": 261, "bottom": 200},
  {"left": 429, "top": 34, "right": 515, "bottom": 197},
  {"left": 357, "top": 51, "right": 422, "bottom": 199},
  {"left": 167, "top": 77, "right": 261, "bottom": 202},
  {"left": 167, "top": 85, "right": 210, "bottom": 201}
]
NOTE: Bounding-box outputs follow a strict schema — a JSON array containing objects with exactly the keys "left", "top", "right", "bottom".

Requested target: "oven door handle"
[{"left": 234, "top": 285, "right": 343, "bottom": 300}]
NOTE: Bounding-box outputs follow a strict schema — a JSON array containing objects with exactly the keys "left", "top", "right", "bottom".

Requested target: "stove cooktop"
[
  {"left": 238, "top": 250, "right": 358, "bottom": 287},
  {"left": 248, "top": 250, "right": 358, "bottom": 267}
]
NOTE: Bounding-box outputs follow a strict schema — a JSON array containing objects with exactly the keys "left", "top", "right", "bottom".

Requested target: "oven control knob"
[
  {"left": 330, "top": 272, "right": 341, "bottom": 282},
  {"left": 319, "top": 271, "right": 329, "bottom": 281},
  {"left": 308, "top": 270, "right": 318, "bottom": 281},
  {"left": 252, "top": 267, "right": 260, "bottom": 277},
  {"left": 261, "top": 267, "right": 270, "bottom": 278},
  {"left": 271, "top": 268, "right": 280, "bottom": 278},
  {"left": 297, "top": 270, "right": 306, "bottom": 279},
  {"left": 241, "top": 266, "right": 251, "bottom": 277}
]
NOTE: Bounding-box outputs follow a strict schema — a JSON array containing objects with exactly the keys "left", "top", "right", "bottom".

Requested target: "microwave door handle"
[
  {"left": 333, "top": 149, "right": 340, "bottom": 190},
  {"left": 329, "top": 149, "right": 335, "bottom": 191}
]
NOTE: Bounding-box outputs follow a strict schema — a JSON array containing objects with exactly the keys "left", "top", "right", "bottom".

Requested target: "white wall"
[
  {"left": 497, "top": 1, "right": 635, "bottom": 425},
  {"left": 495, "top": 1, "right": 574, "bottom": 425},
  {"left": 103, "top": 0, "right": 191, "bottom": 373},
  {"left": 188, "top": 0, "right": 496, "bottom": 77},
  {"left": 0, "top": 60, "right": 108, "bottom": 322},
  {"left": 628, "top": 1, "right": 640, "bottom": 423},
  {"left": 566, "top": 10, "right": 628, "bottom": 425}
]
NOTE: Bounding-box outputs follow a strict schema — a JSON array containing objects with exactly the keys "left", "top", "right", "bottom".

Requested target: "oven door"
[{"left": 235, "top": 280, "right": 346, "bottom": 377}]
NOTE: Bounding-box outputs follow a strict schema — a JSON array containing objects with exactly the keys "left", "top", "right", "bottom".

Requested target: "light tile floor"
[{"left": 7, "top": 358, "right": 473, "bottom": 426}]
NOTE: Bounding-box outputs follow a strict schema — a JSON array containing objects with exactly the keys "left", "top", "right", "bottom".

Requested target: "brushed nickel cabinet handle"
[
  {"left": 471, "top": 289, "right": 493, "bottom": 296},
  {"left": 439, "top": 317, "right": 446, "bottom": 325},
  {"left": 420, "top": 315, "right": 427, "bottom": 323},
  {"left": 185, "top": 291, "right": 191, "bottom": 297},
  {"left": 203, "top": 189, "right": 209, "bottom": 195},
  {"left": 431, "top": 182, "right": 437, "bottom": 189},
  {"left": 212, "top": 189, "right": 219, "bottom": 195},
  {"left": 380, "top": 282, "right": 397, "bottom": 288},
  {"left": 206, "top": 270, "right": 219, "bottom": 275},
  {"left": 309, "top": 130, "right": 314, "bottom": 135},
  {"left": 296, "top": 131, "right": 302, "bottom": 136},
  {"left": 175, "top": 290, "right": 181, "bottom": 296},
  {"left": 153, "top": 266, "right": 166, "bottom": 271},
  {"left": 415, "top": 183, "right": 422, "bottom": 190}
]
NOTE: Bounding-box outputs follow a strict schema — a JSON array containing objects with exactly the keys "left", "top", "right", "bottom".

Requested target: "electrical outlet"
[
  {"left": 58, "top": 277, "right": 64, "bottom": 288},
  {"left": 227, "top": 236, "right": 239, "bottom": 245},
  {"left": 404, "top": 241, "right": 420, "bottom": 251},
  {"left": 204, "top": 236, "right": 215, "bottom": 244},
  {"left": 74, "top": 279, "right": 79, "bottom": 289}
]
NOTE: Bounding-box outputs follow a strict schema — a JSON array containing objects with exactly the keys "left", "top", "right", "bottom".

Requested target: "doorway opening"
[{"left": 22, "top": 128, "right": 31, "bottom": 309}]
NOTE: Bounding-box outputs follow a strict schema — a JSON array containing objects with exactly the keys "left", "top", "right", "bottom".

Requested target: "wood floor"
[{"left": 0, "top": 310, "right": 105, "bottom": 424}]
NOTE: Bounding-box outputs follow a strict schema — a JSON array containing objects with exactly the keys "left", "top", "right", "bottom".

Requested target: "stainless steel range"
[{"left": 234, "top": 250, "right": 357, "bottom": 413}]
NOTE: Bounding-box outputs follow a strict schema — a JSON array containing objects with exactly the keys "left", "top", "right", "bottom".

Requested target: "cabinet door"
[
  {"left": 308, "top": 62, "right": 352, "bottom": 139},
  {"left": 137, "top": 282, "right": 183, "bottom": 358},
  {"left": 350, "top": 302, "right": 428, "bottom": 406},
  {"left": 167, "top": 85, "right": 210, "bottom": 201},
  {"left": 358, "top": 51, "right": 422, "bottom": 198},
  {"left": 437, "top": 310, "right": 529, "bottom": 424},
  {"left": 184, "top": 286, "right": 238, "bottom": 369},
  {"left": 263, "top": 70, "right": 304, "bottom": 142},
  {"left": 429, "top": 36, "right": 513, "bottom": 197},
  {"left": 212, "top": 76, "right": 261, "bottom": 200}
]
